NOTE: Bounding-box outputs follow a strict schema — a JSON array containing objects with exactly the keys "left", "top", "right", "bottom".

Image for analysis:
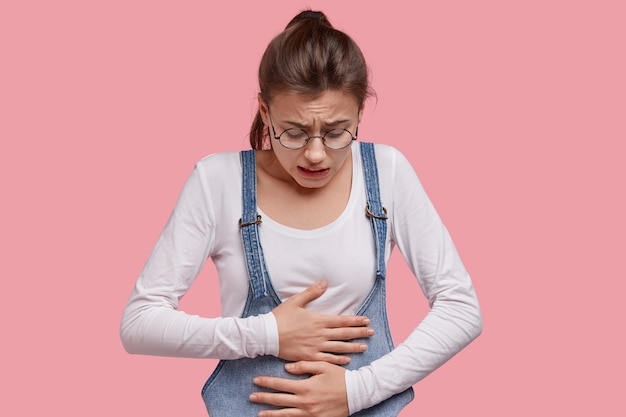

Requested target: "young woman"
[{"left": 121, "top": 10, "right": 482, "bottom": 416}]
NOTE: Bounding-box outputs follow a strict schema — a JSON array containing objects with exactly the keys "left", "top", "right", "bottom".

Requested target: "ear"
[
  {"left": 357, "top": 103, "right": 365, "bottom": 123},
  {"left": 258, "top": 94, "right": 269, "bottom": 125}
]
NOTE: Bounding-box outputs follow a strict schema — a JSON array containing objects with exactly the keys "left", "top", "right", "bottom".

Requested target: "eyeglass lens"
[{"left": 278, "top": 128, "right": 354, "bottom": 149}]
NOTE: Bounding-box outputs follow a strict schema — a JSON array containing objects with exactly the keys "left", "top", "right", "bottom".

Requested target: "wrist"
[
  {"left": 263, "top": 312, "right": 279, "bottom": 356},
  {"left": 344, "top": 366, "right": 378, "bottom": 414}
]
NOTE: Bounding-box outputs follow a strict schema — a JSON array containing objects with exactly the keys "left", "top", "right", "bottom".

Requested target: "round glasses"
[{"left": 269, "top": 113, "right": 358, "bottom": 150}]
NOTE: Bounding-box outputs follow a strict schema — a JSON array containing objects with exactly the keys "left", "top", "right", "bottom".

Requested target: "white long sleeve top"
[{"left": 120, "top": 143, "right": 482, "bottom": 414}]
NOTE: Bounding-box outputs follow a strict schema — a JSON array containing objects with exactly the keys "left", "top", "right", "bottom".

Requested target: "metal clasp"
[
  {"left": 365, "top": 204, "right": 388, "bottom": 220},
  {"left": 238, "top": 215, "right": 263, "bottom": 228}
]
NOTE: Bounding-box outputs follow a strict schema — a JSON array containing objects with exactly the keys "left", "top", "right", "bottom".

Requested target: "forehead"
[{"left": 269, "top": 90, "right": 360, "bottom": 118}]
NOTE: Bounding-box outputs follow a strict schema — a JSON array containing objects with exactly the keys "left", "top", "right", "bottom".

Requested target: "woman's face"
[{"left": 258, "top": 89, "right": 363, "bottom": 189}]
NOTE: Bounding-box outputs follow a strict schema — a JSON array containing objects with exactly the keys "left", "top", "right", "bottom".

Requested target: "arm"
[
  {"left": 120, "top": 159, "right": 373, "bottom": 361},
  {"left": 345, "top": 145, "right": 483, "bottom": 413},
  {"left": 120, "top": 162, "right": 279, "bottom": 359},
  {"left": 250, "top": 146, "right": 481, "bottom": 415}
]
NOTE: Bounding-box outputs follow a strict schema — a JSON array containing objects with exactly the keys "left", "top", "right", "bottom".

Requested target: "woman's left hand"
[{"left": 250, "top": 361, "right": 349, "bottom": 417}]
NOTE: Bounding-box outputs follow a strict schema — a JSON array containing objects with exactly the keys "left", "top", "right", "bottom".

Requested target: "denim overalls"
[{"left": 201, "top": 142, "right": 414, "bottom": 416}]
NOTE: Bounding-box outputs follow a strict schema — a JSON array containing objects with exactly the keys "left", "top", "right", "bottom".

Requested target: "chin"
[{"left": 294, "top": 176, "right": 332, "bottom": 189}]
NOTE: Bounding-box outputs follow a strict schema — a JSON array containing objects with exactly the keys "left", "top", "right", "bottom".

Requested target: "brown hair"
[{"left": 249, "top": 10, "right": 375, "bottom": 149}]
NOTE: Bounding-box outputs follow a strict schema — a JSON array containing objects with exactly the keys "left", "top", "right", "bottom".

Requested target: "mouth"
[{"left": 297, "top": 166, "right": 330, "bottom": 178}]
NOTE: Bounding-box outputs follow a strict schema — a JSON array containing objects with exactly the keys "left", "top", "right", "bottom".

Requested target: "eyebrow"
[{"left": 283, "top": 118, "right": 352, "bottom": 129}]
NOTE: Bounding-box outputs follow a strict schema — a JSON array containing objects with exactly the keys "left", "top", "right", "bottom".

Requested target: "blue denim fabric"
[{"left": 201, "top": 143, "right": 414, "bottom": 416}]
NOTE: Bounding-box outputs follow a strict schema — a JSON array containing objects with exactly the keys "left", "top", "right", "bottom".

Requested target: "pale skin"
[{"left": 250, "top": 90, "right": 366, "bottom": 416}]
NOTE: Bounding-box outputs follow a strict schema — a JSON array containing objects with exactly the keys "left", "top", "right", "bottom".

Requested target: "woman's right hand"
[{"left": 272, "top": 280, "right": 373, "bottom": 365}]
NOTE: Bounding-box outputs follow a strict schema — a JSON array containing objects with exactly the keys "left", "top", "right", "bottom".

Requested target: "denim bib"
[{"left": 201, "top": 142, "right": 414, "bottom": 415}]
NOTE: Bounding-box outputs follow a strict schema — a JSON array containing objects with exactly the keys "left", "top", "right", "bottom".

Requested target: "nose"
[{"left": 303, "top": 136, "right": 326, "bottom": 163}]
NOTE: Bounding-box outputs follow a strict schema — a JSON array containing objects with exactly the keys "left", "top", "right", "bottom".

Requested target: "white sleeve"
[
  {"left": 119, "top": 162, "right": 279, "bottom": 359},
  {"left": 345, "top": 146, "right": 482, "bottom": 413}
]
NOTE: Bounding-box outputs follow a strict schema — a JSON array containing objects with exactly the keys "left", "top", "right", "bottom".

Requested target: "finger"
[
  {"left": 249, "top": 391, "right": 299, "bottom": 409},
  {"left": 321, "top": 314, "right": 372, "bottom": 329},
  {"left": 253, "top": 376, "right": 300, "bottom": 394},
  {"left": 309, "top": 342, "right": 369, "bottom": 364},
  {"left": 313, "top": 352, "right": 352, "bottom": 365},
  {"left": 324, "top": 326, "right": 374, "bottom": 341},
  {"left": 320, "top": 340, "right": 369, "bottom": 355},
  {"left": 286, "top": 280, "right": 328, "bottom": 308},
  {"left": 284, "top": 361, "right": 330, "bottom": 376}
]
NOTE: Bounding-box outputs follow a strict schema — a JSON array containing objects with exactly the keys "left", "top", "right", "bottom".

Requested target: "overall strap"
[
  {"left": 360, "top": 142, "right": 388, "bottom": 280},
  {"left": 239, "top": 150, "right": 269, "bottom": 299}
]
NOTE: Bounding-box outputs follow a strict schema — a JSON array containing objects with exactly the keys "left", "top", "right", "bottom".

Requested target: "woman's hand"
[
  {"left": 250, "top": 361, "right": 349, "bottom": 417},
  {"left": 272, "top": 280, "right": 373, "bottom": 365}
]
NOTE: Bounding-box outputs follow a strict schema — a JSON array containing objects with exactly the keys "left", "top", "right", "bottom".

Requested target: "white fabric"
[{"left": 120, "top": 143, "right": 482, "bottom": 413}]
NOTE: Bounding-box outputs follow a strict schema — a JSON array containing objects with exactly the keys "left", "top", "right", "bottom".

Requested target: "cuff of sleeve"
[
  {"left": 345, "top": 367, "right": 375, "bottom": 414},
  {"left": 262, "top": 312, "right": 279, "bottom": 357}
]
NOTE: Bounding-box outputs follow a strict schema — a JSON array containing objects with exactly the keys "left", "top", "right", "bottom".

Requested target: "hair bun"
[{"left": 286, "top": 10, "right": 332, "bottom": 29}]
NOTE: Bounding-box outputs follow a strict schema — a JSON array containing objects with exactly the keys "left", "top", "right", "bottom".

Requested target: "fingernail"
[
  {"left": 249, "top": 394, "right": 258, "bottom": 401},
  {"left": 318, "top": 280, "right": 328, "bottom": 289},
  {"left": 360, "top": 344, "right": 368, "bottom": 352},
  {"left": 367, "top": 329, "right": 374, "bottom": 336},
  {"left": 363, "top": 318, "right": 371, "bottom": 325},
  {"left": 285, "top": 363, "right": 295, "bottom": 370},
  {"left": 253, "top": 377, "right": 261, "bottom": 384}
]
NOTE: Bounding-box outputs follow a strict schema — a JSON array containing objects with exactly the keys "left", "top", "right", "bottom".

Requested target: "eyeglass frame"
[{"left": 267, "top": 110, "right": 359, "bottom": 150}]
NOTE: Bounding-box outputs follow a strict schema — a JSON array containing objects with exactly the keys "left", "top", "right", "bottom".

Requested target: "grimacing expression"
[{"left": 259, "top": 90, "right": 363, "bottom": 189}]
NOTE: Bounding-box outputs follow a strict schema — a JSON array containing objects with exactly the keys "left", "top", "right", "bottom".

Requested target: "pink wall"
[{"left": 2, "top": 1, "right": 624, "bottom": 415}]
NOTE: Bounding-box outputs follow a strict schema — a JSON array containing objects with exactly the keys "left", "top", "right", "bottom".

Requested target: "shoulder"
[
  {"left": 364, "top": 142, "right": 425, "bottom": 200},
  {"left": 371, "top": 142, "right": 400, "bottom": 162},
  {"left": 185, "top": 151, "right": 243, "bottom": 196},
  {"left": 364, "top": 143, "right": 415, "bottom": 175},
  {"left": 195, "top": 151, "right": 242, "bottom": 175}
]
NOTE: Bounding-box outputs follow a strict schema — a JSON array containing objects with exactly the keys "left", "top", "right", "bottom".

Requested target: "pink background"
[{"left": 2, "top": 1, "right": 624, "bottom": 415}]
